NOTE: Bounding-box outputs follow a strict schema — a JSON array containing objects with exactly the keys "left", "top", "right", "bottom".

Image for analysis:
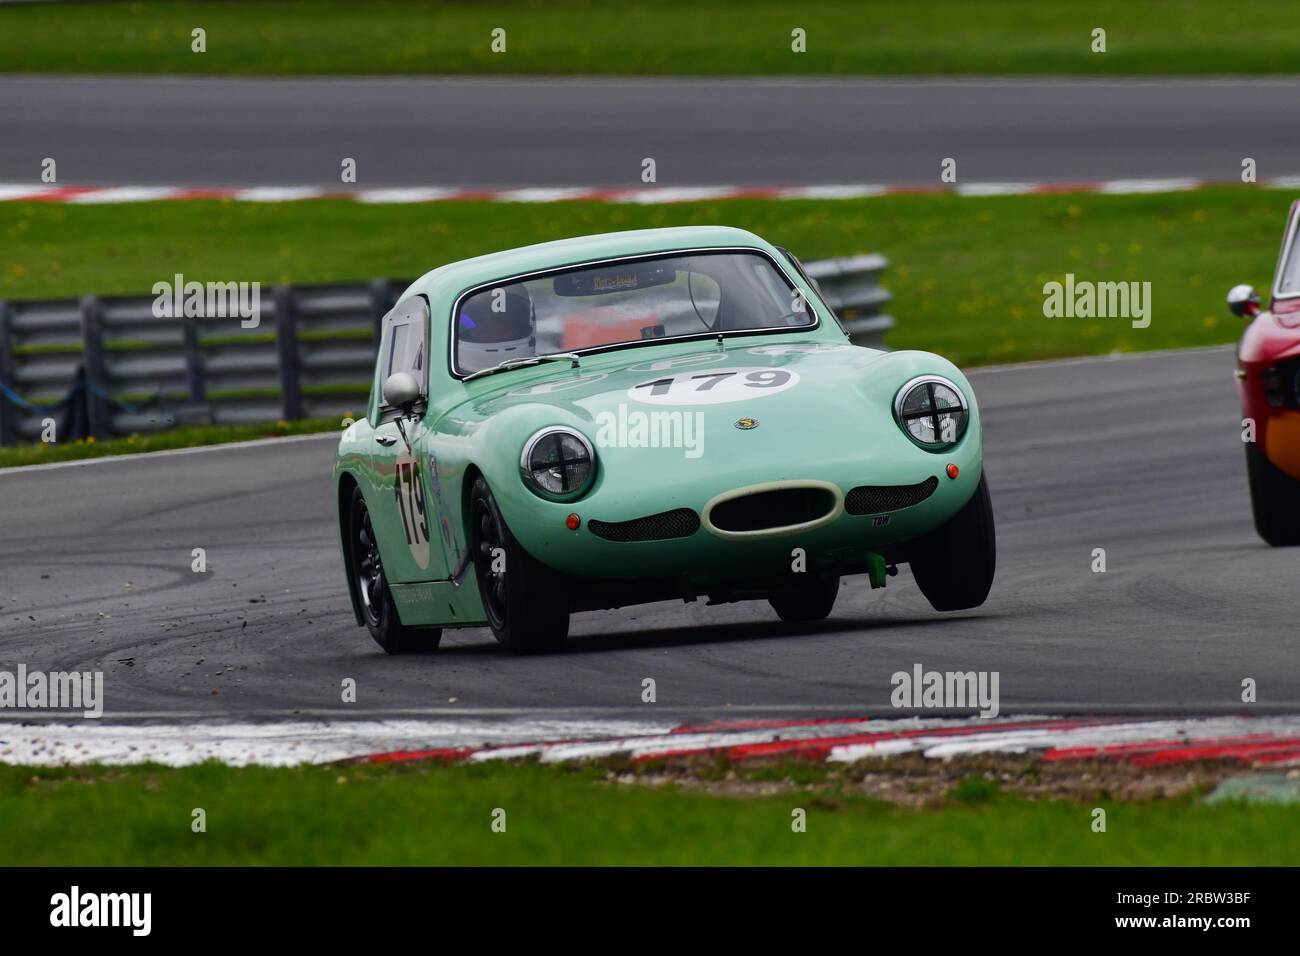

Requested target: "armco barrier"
[
  {"left": 0, "top": 258, "right": 891, "bottom": 444},
  {"left": 801, "top": 254, "right": 894, "bottom": 344}
]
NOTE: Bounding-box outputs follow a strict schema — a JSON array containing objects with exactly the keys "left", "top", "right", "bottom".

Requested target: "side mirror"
[
  {"left": 1227, "top": 284, "right": 1261, "bottom": 319},
  {"left": 382, "top": 371, "right": 421, "bottom": 410}
]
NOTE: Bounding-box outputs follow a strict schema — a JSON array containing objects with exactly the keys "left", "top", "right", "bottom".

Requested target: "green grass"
[
  {"left": 0, "top": 418, "right": 342, "bottom": 469},
  {"left": 1, "top": 187, "right": 1286, "bottom": 367},
  {"left": 1, "top": 760, "right": 1295, "bottom": 865},
  {"left": 1, "top": 0, "right": 1296, "bottom": 75}
]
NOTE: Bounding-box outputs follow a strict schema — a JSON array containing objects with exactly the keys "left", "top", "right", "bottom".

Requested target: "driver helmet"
[{"left": 457, "top": 284, "right": 535, "bottom": 373}]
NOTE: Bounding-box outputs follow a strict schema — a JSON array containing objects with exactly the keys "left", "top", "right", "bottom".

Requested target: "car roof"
[{"left": 405, "top": 225, "right": 780, "bottom": 305}]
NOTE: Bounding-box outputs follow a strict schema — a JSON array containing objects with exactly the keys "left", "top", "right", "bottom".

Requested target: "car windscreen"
[
  {"left": 453, "top": 250, "right": 814, "bottom": 375},
  {"left": 1279, "top": 225, "right": 1300, "bottom": 297}
]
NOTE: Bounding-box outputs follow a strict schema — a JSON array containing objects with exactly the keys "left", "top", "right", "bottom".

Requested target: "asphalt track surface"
[
  {"left": 2, "top": 345, "right": 1297, "bottom": 724},
  {"left": 3, "top": 76, "right": 1300, "bottom": 187}
]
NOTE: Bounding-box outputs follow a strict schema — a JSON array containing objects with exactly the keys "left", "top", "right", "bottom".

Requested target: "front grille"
[
  {"left": 588, "top": 508, "right": 700, "bottom": 542},
  {"left": 845, "top": 476, "right": 938, "bottom": 515},
  {"left": 709, "top": 486, "right": 836, "bottom": 533}
]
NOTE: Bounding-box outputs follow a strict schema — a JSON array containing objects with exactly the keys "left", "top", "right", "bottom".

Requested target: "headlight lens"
[
  {"left": 895, "top": 376, "right": 969, "bottom": 449},
  {"left": 520, "top": 428, "right": 595, "bottom": 499}
]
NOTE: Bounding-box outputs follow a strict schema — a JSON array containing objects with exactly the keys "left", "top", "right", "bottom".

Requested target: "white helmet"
[{"left": 457, "top": 286, "right": 536, "bottom": 373}]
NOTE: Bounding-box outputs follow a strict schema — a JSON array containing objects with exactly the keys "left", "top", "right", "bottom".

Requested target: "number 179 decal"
[
  {"left": 393, "top": 455, "right": 431, "bottom": 569},
  {"left": 626, "top": 366, "right": 800, "bottom": 406}
]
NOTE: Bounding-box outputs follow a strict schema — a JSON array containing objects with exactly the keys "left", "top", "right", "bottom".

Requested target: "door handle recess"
[{"left": 376, "top": 435, "right": 398, "bottom": 446}]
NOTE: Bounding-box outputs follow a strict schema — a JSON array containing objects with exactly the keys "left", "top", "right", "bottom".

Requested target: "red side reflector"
[
  {"left": 566, "top": 513, "right": 581, "bottom": 530},
  {"left": 946, "top": 464, "right": 959, "bottom": 480}
]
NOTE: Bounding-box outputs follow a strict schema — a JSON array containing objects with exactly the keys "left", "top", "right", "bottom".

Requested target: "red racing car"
[{"left": 1228, "top": 199, "right": 1300, "bottom": 545}]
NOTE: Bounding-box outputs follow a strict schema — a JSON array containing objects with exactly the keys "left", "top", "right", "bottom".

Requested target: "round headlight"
[
  {"left": 894, "top": 376, "right": 969, "bottom": 449},
  {"left": 520, "top": 427, "right": 596, "bottom": 500}
]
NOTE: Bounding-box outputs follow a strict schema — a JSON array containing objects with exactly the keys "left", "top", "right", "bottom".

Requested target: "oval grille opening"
[
  {"left": 709, "top": 487, "right": 836, "bottom": 533},
  {"left": 588, "top": 508, "right": 700, "bottom": 542},
  {"left": 844, "top": 476, "right": 938, "bottom": 515}
]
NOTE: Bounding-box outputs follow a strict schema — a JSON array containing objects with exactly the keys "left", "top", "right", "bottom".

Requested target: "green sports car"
[{"left": 334, "top": 226, "right": 995, "bottom": 655}]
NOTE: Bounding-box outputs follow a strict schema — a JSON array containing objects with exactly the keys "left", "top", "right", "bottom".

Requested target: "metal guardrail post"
[
  {"left": 79, "top": 294, "right": 111, "bottom": 439},
  {"left": 273, "top": 284, "right": 303, "bottom": 420},
  {"left": 368, "top": 278, "right": 392, "bottom": 345},
  {"left": 0, "top": 300, "right": 15, "bottom": 445},
  {"left": 802, "top": 254, "right": 895, "bottom": 349},
  {"left": 181, "top": 310, "right": 207, "bottom": 405}
]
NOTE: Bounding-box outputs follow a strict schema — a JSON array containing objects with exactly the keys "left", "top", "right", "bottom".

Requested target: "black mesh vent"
[
  {"left": 588, "top": 508, "right": 700, "bottom": 542},
  {"left": 845, "top": 476, "right": 939, "bottom": 515},
  {"left": 708, "top": 487, "right": 837, "bottom": 533}
]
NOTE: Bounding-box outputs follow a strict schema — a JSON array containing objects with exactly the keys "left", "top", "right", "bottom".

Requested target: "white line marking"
[
  {"left": 621, "top": 186, "right": 743, "bottom": 204},
  {"left": 7, "top": 702, "right": 1296, "bottom": 721},
  {"left": 66, "top": 187, "right": 183, "bottom": 204},
  {"left": 0, "top": 184, "right": 59, "bottom": 200},
  {"left": 956, "top": 182, "right": 1040, "bottom": 196},
  {"left": 1097, "top": 177, "right": 1201, "bottom": 194},
  {"left": 777, "top": 184, "right": 888, "bottom": 199},
  {"left": 354, "top": 187, "right": 465, "bottom": 203},
  {"left": 493, "top": 187, "right": 602, "bottom": 203},
  {"left": 232, "top": 186, "right": 327, "bottom": 202},
  {"left": 1, "top": 178, "right": 1297, "bottom": 205},
  {"left": 0, "top": 431, "right": 338, "bottom": 476}
]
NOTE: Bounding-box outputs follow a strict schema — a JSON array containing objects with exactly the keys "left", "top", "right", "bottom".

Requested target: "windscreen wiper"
[{"left": 461, "top": 352, "right": 582, "bottom": 382}]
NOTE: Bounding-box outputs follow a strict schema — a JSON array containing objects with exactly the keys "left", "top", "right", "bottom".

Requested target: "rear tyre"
[
  {"left": 349, "top": 486, "right": 442, "bottom": 655},
  {"left": 469, "top": 476, "right": 570, "bottom": 654},
  {"left": 768, "top": 571, "right": 840, "bottom": 622},
  {"left": 908, "top": 473, "right": 996, "bottom": 612},
  {"left": 1246, "top": 442, "right": 1300, "bottom": 546}
]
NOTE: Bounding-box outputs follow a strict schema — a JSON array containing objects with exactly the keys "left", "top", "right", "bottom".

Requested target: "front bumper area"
[{"left": 509, "top": 459, "right": 982, "bottom": 581}]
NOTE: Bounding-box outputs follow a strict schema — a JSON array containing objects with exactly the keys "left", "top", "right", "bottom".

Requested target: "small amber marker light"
[
  {"left": 566, "top": 513, "right": 581, "bottom": 530},
  {"left": 946, "top": 464, "right": 959, "bottom": 479}
]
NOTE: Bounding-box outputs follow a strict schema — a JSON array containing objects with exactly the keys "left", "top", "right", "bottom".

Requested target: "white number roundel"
[{"left": 626, "top": 366, "right": 800, "bottom": 406}]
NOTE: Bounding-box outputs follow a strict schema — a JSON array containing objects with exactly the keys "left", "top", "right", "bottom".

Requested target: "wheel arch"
[
  {"left": 460, "top": 462, "right": 486, "bottom": 552},
  {"left": 337, "top": 471, "right": 365, "bottom": 626}
]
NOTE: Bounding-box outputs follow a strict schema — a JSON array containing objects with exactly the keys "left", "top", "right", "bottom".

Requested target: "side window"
[{"left": 377, "top": 296, "right": 430, "bottom": 410}]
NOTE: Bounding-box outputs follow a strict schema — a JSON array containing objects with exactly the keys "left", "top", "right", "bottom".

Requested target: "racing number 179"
[
  {"left": 394, "top": 460, "right": 429, "bottom": 547},
  {"left": 634, "top": 369, "right": 792, "bottom": 396}
]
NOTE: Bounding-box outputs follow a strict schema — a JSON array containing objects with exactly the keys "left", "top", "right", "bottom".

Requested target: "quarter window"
[{"left": 377, "top": 297, "right": 429, "bottom": 409}]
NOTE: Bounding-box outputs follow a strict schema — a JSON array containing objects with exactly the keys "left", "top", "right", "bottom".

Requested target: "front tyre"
[
  {"left": 908, "top": 473, "right": 996, "bottom": 612},
  {"left": 1246, "top": 442, "right": 1300, "bottom": 546},
  {"left": 469, "top": 476, "right": 570, "bottom": 654},
  {"left": 768, "top": 571, "right": 840, "bottom": 623},
  {"left": 349, "top": 486, "right": 442, "bottom": 655}
]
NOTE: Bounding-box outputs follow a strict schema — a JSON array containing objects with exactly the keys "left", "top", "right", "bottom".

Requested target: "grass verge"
[
  {"left": 0, "top": 759, "right": 1295, "bottom": 865},
  {"left": 1, "top": 186, "right": 1286, "bottom": 366},
  {"left": 0, "top": 418, "right": 340, "bottom": 469},
  {"left": 0, "top": 1, "right": 1296, "bottom": 76},
  {"left": 3, "top": 186, "right": 1283, "bottom": 464}
]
